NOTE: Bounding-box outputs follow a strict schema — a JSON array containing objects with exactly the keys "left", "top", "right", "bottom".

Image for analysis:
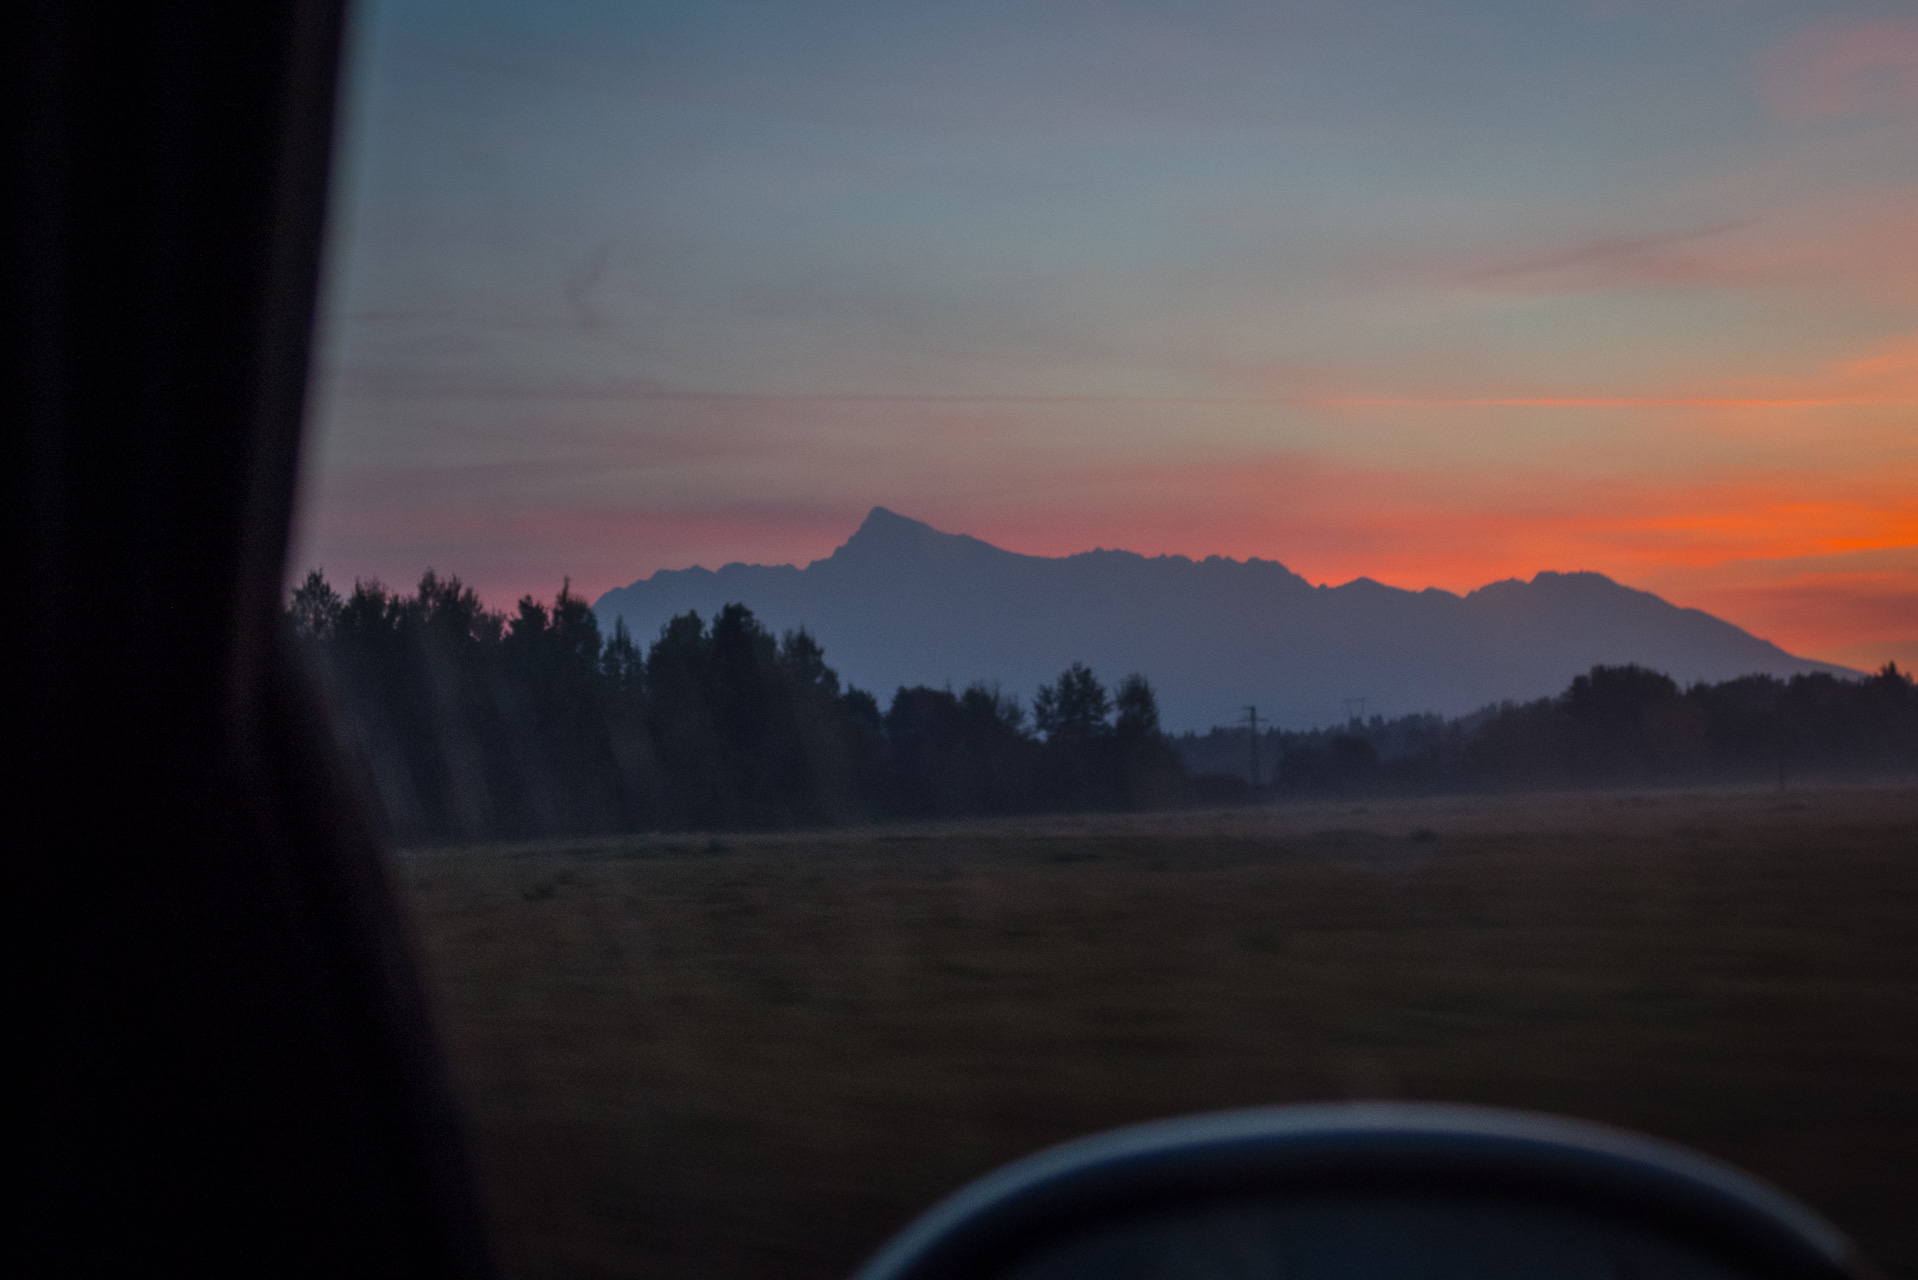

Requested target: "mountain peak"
[
  {"left": 850, "top": 505, "right": 936, "bottom": 542},
  {"left": 825, "top": 506, "right": 1010, "bottom": 569}
]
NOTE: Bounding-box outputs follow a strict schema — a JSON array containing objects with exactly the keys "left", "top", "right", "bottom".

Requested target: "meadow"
[{"left": 395, "top": 785, "right": 1918, "bottom": 1280}]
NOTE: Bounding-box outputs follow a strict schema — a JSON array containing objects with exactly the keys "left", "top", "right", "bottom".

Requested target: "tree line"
[
  {"left": 287, "top": 571, "right": 1184, "bottom": 842},
  {"left": 1178, "top": 661, "right": 1918, "bottom": 796},
  {"left": 291, "top": 570, "right": 1916, "bottom": 842}
]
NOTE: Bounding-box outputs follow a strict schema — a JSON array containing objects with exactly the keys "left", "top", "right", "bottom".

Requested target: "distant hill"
[{"left": 593, "top": 507, "right": 1854, "bottom": 731}]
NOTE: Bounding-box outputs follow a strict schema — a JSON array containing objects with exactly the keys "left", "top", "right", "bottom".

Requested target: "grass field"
[{"left": 395, "top": 785, "right": 1918, "bottom": 1280}]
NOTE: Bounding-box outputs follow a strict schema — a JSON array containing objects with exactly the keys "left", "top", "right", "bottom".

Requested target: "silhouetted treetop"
[
  {"left": 1034, "top": 662, "right": 1111, "bottom": 742},
  {"left": 288, "top": 569, "right": 343, "bottom": 638},
  {"left": 1114, "top": 673, "right": 1161, "bottom": 739}
]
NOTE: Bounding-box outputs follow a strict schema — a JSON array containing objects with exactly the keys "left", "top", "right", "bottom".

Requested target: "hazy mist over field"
[{"left": 595, "top": 507, "right": 1848, "bottom": 731}]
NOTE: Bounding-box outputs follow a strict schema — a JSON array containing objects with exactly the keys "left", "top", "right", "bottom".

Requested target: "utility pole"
[
  {"left": 1343, "top": 696, "right": 1369, "bottom": 724},
  {"left": 1244, "top": 704, "right": 1261, "bottom": 789},
  {"left": 1776, "top": 688, "right": 1787, "bottom": 793}
]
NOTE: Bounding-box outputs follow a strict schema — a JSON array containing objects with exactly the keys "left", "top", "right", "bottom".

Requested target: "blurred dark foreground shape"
[{"left": 9, "top": 4, "right": 491, "bottom": 1274}]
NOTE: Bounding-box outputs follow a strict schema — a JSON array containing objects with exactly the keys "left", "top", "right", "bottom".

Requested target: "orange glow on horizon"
[
  {"left": 1322, "top": 396, "right": 1918, "bottom": 409},
  {"left": 304, "top": 337, "right": 1918, "bottom": 671}
]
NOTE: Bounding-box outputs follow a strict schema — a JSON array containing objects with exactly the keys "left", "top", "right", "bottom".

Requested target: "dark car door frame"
[{"left": 8, "top": 4, "right": 490, "bottom": 1273}]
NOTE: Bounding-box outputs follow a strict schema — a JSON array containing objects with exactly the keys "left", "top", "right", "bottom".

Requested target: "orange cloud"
[
  {"left": 1838, "top": 331, "right": 1918, "bottom": 382},
  {"left": 948, "top": 449, "right": 1918, "bottom": 665},
  {"left": 1324, "top": 396, "right": 1906, "bottom": 409},
  {"left": 298, "top": 437, "right": 1917, "bottom": 666},
  {"left": 1664, "top": 572, "right": 1917, "bottom": 654},
  {"left": 973, "top": 450, "right": 1915, "bottom": 568},
  {"left": 306, "top": 324, "right": 1918, "bottom": 665}
]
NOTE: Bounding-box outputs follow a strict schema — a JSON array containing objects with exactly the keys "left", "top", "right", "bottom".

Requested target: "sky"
[{"left": 293, "top": 0, "right": 1918, "bottom": 672}]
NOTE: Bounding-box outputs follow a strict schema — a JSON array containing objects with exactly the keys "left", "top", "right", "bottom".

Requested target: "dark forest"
[
  {"left": 1181, "top": 662, "right": 1918, "bottom": 798},
  {"left": 288, "top": 570, "right": 1183, "bottom": 842},
  {"left": 288, "top": 571, "right": 1918, "bottom": 842}
]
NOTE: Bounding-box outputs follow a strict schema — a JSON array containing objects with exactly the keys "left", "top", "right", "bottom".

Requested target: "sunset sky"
[{"left": 295, "top": 0, "right": 1918, "bottom": 671}]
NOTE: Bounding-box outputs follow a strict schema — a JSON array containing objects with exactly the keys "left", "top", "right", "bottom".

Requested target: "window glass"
[{"left": 292, "top": 3, "right": 1918, "bottom": 1277}]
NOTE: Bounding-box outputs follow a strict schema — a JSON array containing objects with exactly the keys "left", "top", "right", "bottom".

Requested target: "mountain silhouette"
[{"left": 593, "top": 507, "right": 1852, "bottom": 730}]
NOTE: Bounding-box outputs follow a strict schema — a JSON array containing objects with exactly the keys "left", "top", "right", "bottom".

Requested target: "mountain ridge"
[{"left": 594, "top": 507, "right": 1852, "bottom": 731}]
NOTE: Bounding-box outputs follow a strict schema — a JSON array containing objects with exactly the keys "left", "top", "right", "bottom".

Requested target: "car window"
[{"left": 290, "top": 3, "right": 1918, "bottom": 1277}]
